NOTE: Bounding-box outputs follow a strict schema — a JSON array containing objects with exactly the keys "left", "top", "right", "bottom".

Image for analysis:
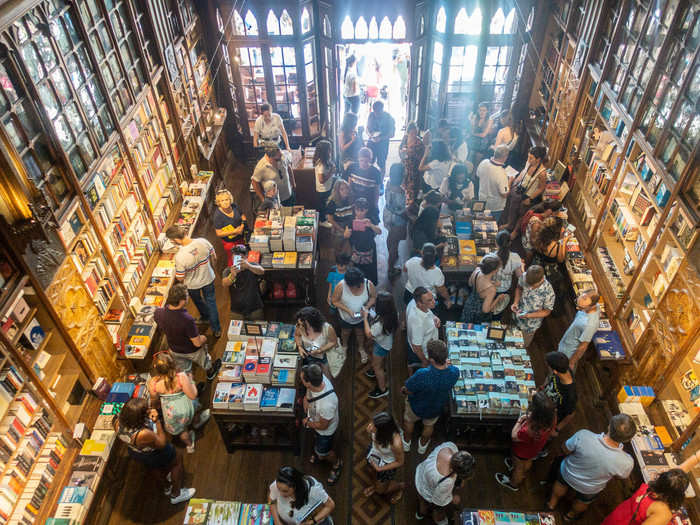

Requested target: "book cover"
[{"left": 183, "top": 498, "right": 213, "bottom": 524}]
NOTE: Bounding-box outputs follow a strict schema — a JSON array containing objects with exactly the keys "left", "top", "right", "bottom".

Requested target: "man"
[
  {"left": 166, "top": 225, "right": 221, "bottom": 339},
  {"left": 366, "top": 100, "right": 395, "bottom": 174},
  {"left": 252, "top": 103, "right": 290, "bottom": 150},
  {"left": 221, "top": 245, "right": 265, "bottom": 321},
  {"left": 154, "top": 283, "right": 221, "bottom": 380},
  {"left": 402, "top": 340, "right": 459, "bottom": 455},
  {"left": 558, "top": 290, "right": 601, "bottom": 369},
  {"left": 406, "top": 287, "right": 440, "bottom": 370},
  {"left": 476, "top": 145, "right": 509, "bottom": 221},
  {"left": 346, "top": 147, "right": 382, "bottom": 222},
  {"left": 301, "top": 364, "right": 343, "bottom": 485},
  {"left": 511, "top": 265, "right": 555, "bottom": 347},
  {"left": 251, "top": 145, "right": 296, "bottom": 206},
  {"left": 548, "top": 414, "right": 636, "bottom": 521},
  {"left": 540, "top": 351, "right": 577, "bottom": 437}
]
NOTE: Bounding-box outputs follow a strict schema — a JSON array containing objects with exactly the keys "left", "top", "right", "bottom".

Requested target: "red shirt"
[
  {"left": 602, "top": 484, "right": 660, "bottom": 525},
  {"left": 512, "top": 418, "right": 553, "bottom": 460}
]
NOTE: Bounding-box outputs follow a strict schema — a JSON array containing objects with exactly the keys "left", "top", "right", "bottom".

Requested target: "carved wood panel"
[{"left": 46, "top": 259, "right": 126, "bottom": 382}]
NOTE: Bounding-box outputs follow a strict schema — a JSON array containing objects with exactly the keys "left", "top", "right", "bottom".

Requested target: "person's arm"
[
  {"left": 365, "top": 281, "right": 377, "bottom": 310},
  {"left": 520, "top": 308, "right": 552, "bottom": 319},
  {"left": 678, "top": 450, "right": 700, "bottom": 473},
  {"left": 186, "top": 316, "right": 206, "bottom": 347},
  {"left": 305, "top": 415, "right": 331, "bottom": 431},
  {"left": 302, "top": 497, "right": 335, "bottom": 525},
  {"left": 315, "top": 324, "right": 337, "bottom": 355},
  {"left": 569, "top": 341, "right": 590, "bottom": 370},
  {"left": 418, "top": 147, "right": 430, "bottom": 172},
  {"left": 270, "top": 502, "right": 282, "bottom": 525},
  {"left": 362, "top": 309, "right": 373, "bottom": 340},
  {"left": 286, "top": 161, "right": 296, "bottom": 191},
  {"left": 555, "top": 235, "right": 572, "bottom": 263},
  {"left": 481, "top": 285, "right": 498, "bottom": 313},
  {"left": 528, "top": 174, "right": 547, "bottom": 201},
  {"left": 190, "top": 334, "right": 207, "bottom": 347},
  {"left": 376, "top": 435, "right": 406, "bottom": 472},
  {"left": 178, "top": 372, "right": 198, "bottom": 400},
  {"left": 511, "top": 283, "right": 523, "bottom": 313},
  {"left": 280, "top": 121, "right": 290, "bottom": 150},
  {"left": 366, "top": 219, "right": 382, "bottom": 235},
  {"left": 251, "top": 179, "right": 265, "bottom": 200},
  {"left": 511, "top": 414, "right": 527, "bottom": 441},
  {"left": 640, "top": 507, "right": 675, "bottom": 525},
  {"left": 136, "top": 409, "right": 168, "bottom": 449},
  {"left": 555, "top": 413, "right": 576, "bottom": 434},
  {"left": 240, "top": 260, "right": 265, "bottom": 276},
  {"left": 332, "top": 282, "right": 354, "bottom": 316},
  {"left": 253, "top": 129, "right": 259, "bottom": 148},
  {"left": 147, "top": 378, "right": 160, "bottom": 407},
  {"left": 493, "top": 128, "right": 506, "bottom": 148}
]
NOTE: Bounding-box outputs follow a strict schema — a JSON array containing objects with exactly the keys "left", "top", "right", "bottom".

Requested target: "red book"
[{"left": 247, "top": 251, "right": 261, "bottom": 263}]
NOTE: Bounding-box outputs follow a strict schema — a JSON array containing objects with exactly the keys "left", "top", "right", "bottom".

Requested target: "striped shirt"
[
  {"left": 174, "top": 238, "right": 215, "bottom": 289},
  {"left": 346, "top": 163, "right": 381, "bottom": 208}
]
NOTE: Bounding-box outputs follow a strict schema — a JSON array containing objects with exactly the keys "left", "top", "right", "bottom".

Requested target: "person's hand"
[
  {"left": 433, "top": 316, "right": 441, "bottom": 329},
  {"left": 445, "top": 299, "right": 453, "bottom": 310},
  {"left": 551, "top": 428, "right": 560, "bottom": 437},
  {"left": 400, "top": 386, "right": 408, "bottom": 395},
  {"left": 362, "top": 307, "right": 369, "bottom": 319},
  {"left": 511, "top": 304, "right": 520, "bottom": 314},
  {"left": 148, "top": 409, "right": 159, "bottom": 422},
  {"left": 298, "top": 346, "right": 308, "bottom": 358},
  {"left": 523, "top": 198, "right": 531, "bottom": 206},
  {"left": 343, "top": 226, "right": 352, "bottom": 239}
]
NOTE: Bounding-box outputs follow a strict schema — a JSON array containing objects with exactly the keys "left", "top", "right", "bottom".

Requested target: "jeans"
[
  {"left": 344, "top": 95, "right": 360, "bottom": 114},
  {"left": 368, "top": 139, "right": 390, "bottom": 173},
  {"left": 188, "top": 281, "right": 220, "bottom": 334}
]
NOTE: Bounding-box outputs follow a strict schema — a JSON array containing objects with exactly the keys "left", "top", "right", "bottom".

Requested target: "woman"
[
  {"left": 213, "top": 188, "right": 246, "bottom": 267},
  {"left": 313, "top": 140, "right": 335, "bottom": 220},
  {"left": 364, "top": 412, "right": 406, "bottom": 503},
  {"left": 602, "top": 451, "right": 700, "bottom": 525},
  {"left": 325, "top": 179, "right": 353, "bottom": 255},
  {"left": 440, "top": 163, "right": 474, "bottom": 212},
  {"left": 512, "top": 199, "right": 561, "bottom": 242},
  {"left": 503, "top": 146, "right": 548, "bottom": 231},
  {"left": 469, "top": 102, "right": 493, "bottom": 165},
  {"left": 495, "top": 391, "right": 556, "bottom": 491},
  {"left": 491, "top": 230, "right": 523, "bottom": 308},
  {"left": 221, "top": 245, "right": 265, "bottom": 321},
  {"left": 531, "top": 217, "right": 573, "bottom": 318},
  {"left": 295, "top": 306, "right": 337, "bottom": 379},
  {"left": 343, "top": 55, "right": 360, "bottom": 115},
  {"left": 399, "top": 122, "right": 425, "bottom": 212},
  {"left": 115, "top": 398, "right": 194, "bottom": 504},
  {"left": 362, "top": 292, "right": 398, "bottom": 399},
  {"left": 147, "top": 351, "right": 209, "bottom": 453},
  {"left": 269, "top": 466, "right": 335, "bottom": 525},
  {"left": 344, "top": 197, "right": 381, "bottom": 285},
  {"left": 384, "top": 164, "right": 407, "bottom": 278},
  {"left": 412, "top": 204, "right": 443, "bottom": 256},
  {"left": 491, "top": 111, "right": 518, "bottom": 152},
  {"left": 339, "top": 113, "right": 362, "bottom": 172},
  {"left": 419, "top": 140, "right": 452, "bottom": 192},
  {"left": 449, "top": 127, "right": 469, "bottom": 166},
  {"left": 403, "top": 243, "right": 451, "bottom": 309},
  {"left": 331, "top": 267, "right": 377, "bottom": 363},
  {"left": 461, "top": 254, "right": 507, "bottom": 324}
]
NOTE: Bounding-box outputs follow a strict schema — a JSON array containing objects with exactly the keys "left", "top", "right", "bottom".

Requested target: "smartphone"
[
  {"left": 353, "top": 312, "right": 362, "bottom": 319},
  {"left": 233, "top": 255, "right": 242, "bottom": 269}
]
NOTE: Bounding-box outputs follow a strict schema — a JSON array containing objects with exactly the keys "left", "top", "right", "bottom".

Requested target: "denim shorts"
[
  {"left": 314, "top": 432, "right": 335, "bottom": 457},
  {"left": 373, "top": 342, "right": 390, "bottom": 358}
]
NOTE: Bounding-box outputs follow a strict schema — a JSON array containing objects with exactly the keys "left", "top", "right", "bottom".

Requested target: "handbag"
[{"left": 322, "top": 323, "right": 345, "bottom": 378}]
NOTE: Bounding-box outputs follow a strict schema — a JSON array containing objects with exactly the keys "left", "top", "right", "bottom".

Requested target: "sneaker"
[
  {"left": 320, "top": 221, "right": 333, "bottom": 228},
  {"left": 359, "top": 349, "right": 369, "bottom": 364},
  {"left": 193, "top": 409, "right": 211, "bottom": 429},
  {"left": 207, "top": 359, "right": 222, "bottom": 381},
  {"left": 364, "top": 368, "right": 376, "bottom": 378},
  {"left": 171, "top": 487, "right": 196, "bottom": 504},
  {"left": 164, "top": 485, "right": 172, "bottom": 496},
  {"left": 495, "top": 473, "right": 519, "bottom": 492},
  {"left": 186, "top": 430, "right": 196, "bottom": 453},
  {"left": 504, "top": 457, "right": 513, "bottom": 472},
  {"left": 417, "top": 438, "right": 431, "bottom": 454},
  {"left": 536, "top": 448, "right": 550, "bottom": 460},
  {"left": 400, "top": 431, "right": 411, "bottom": 452},
  {"left": 368, "top": 387, "right": 388, "bottom": 399},
  {"left": 415, "top": 512, "right": 425, "bottom": 520}
]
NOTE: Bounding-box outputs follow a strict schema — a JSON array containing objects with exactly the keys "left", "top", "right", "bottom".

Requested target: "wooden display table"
[{"left": 211, "top": 408, "right": 300, "bottom": 454}]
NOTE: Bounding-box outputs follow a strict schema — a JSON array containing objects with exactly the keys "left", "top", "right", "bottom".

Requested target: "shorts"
[
  {"left": 403, "top": 401, "right": 439, "bottom": 427},
  {"left": 373, "top": 343, "right": 390, "bottom": 358},
  {"left": 314, "top": 432, "right": 335, "bottom": 457},
  {"left": 340, "top": 318, "right": 363, "bottom": 330},
  {"left": 171, "top": 345, "right": 211, "bottom": 374},
  {"left": 557, "top": 467, "right": 600, "bottom": 503},
  {"left": 406, "top": 343, "right": 422, "bottom": 368},
  {"left": 129, "top": 443, "right": 176, "bottom": 470},
  {"left": 403, "top": 289, "right": 414, "bottom": 306},
  {"left": 304, "top": 353, "right": 329, "bottom": 366}
]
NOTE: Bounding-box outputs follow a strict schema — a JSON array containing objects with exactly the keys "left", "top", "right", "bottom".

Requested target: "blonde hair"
[
  {"left": 329, "top": 178, "right": 351, "bottom": 205},
  {"left": 263, "top": 180, "right": 278, "bottom": 195},
  {"left": 152, "top": 351, "right": 178, "bottom": 392},
  {"left": 215, "top": 189, "right": 233, "bottom": 207}
]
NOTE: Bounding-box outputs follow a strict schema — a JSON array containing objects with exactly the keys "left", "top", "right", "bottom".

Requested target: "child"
[
  {"left": 344, "top": 197, "right": 381, "bottom": 285},
  {"left": 326, "top": 253, "right": 351, "bottom": 321},
  {"left": 260, "top": 180, "right": 281, "bottom": 211},
  {"left": 383, "top": 163, "right": 407, "bottom": 279},
  {"left": 440, "top": 163, "right": 474, "bottom": 213},
  {"left": 313, "top": 139, "right": 335, "bottom": 224},
  {"left": 363, "top": 291, "right": 398, "bottom": 398},
  {"left": 326, "top": 179, "right": 353, "bottom": 255}
]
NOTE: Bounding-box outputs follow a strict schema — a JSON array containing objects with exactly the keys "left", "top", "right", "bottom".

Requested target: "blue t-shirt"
[
  {"left": 406, "top": 365, "right": 459, "bottom": 419},
  {"left": 326, "top": 267, "right": 345, "bottom": 307}
]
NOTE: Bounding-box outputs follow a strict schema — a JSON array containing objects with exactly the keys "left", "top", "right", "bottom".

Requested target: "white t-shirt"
[
  {"left": 370, "top": 319, "right": 393, "bottom": 351},
  {"left": 314, "top": 163, "right": 334, "bottom": 192},
  {"left": 174, "top": 238, "right": 215, "bottom": 289},
  {"left": 404, "top": 257, "right": 445, "bottom": 295},
  {"left": 343, "top": 70, "right": 359, "bottom": 97},
  {"left": 439, "top": 177, "right": 474, "bottom": 203},
  {"left": 423, "top": 160, "right": 450, "bottom": 190},
  {"left": 476, "top": 159, "right": 509, "bottom": 212},
  {"left": 453, "top": 142, "right": 469, "bottom": 164},
  {"left": 269, "top": 477, "right": 329, "bottom": 525},
  {"left": 490, "top": 251, "right": 522, "bottom": 293},
  {"left": 306, "top": 376, "right": 338, "bottom": 436},
  {"left": 406, "top": 299, "right": 438, "bottom": 350},
  {"left": 252, "top": 154, "right": 292, "bottom": 201},
  {"left": 415, "top": 441, "right": 458, "bottom": 506},
  {"left": 254, "top": 113, "right": 285, "bottom": 142}
]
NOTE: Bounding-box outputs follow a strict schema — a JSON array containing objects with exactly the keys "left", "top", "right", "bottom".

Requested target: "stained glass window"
[
  {"left": 244, "top": 10, "right": 258, "bottom": 36},
  {"left": 436, "top": 7, "right": 446, "bottom": 33},
  {"left": 233, "top": 10, "right": 245, "bottom": 35},
  {"left": 394, "top": 16, "right": 407, "bottom": 39},
  {"left": 341, "top": 17, "right": 354, "bottom": 39},
  {"left": 369, "top": 17, "right": 379, "bottom": 40},
  {"left": 379, "top": 17, "right": 392, "bottom": 39},
  {"left": 301, "top": 8, "right": 311, "bottom": 33},
  {"left": 281, "top": 10, "right": 294, "bottom": 35},
  {"left": 355, "top": 17, "right": 368, "bottom": 39},
  {"left": 266, "top": 10, "right": 279, "bottom": 36}
]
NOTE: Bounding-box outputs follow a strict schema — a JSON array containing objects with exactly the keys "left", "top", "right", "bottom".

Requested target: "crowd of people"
[{"left": 112, "top": 96, "right": 700, "bottom": 525}]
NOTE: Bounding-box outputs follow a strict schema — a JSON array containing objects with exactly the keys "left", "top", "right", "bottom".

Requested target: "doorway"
[{"left": 337, "top": 42, "right": 411, "bottom": 133}]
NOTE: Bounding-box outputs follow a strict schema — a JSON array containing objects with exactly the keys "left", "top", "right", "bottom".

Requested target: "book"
[
  {"left": 183, "top": 498, "right": 213, "bottom": 525},
  {"left": 243, "top": 383, "right": 263, "bottom": 411}
]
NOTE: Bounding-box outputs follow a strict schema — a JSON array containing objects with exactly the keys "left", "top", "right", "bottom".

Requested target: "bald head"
[{"left": 493, "top": 145, "right": 509, "bottom": 162}]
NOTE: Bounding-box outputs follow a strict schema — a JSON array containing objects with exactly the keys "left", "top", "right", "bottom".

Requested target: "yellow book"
[
  {"left": 283, "top": 252, "right": 297, "bottom": 265},
  {"left": 655, "top": 426, "right": 673, "bottom": 447},
  {"left": 128, "top": 335, "right": 151, "bottom": 346},
  {"left": 80, "top": 439, "right": 108, "bottom": 457},
  {"left": 458, "top": 239, "right": 477, "bottom": 255}
]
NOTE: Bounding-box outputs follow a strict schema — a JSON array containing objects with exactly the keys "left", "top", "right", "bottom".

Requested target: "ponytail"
[{"left": 495, "top": 230, "right": 511, "bottom": 267}]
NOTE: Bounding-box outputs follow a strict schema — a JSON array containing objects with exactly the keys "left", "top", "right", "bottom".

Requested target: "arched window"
[
  {"left": 244, "top": 10, "right": 258, "bottom": 36},
  {"left": 323, "top": 15, "right": 332, "bottom": 37},
  {"left": 356, "top": 16, "right": 368, "bottom": 39},
  {"left": 436, "top": 6, "right": 446, "bottom": 33},
  {"left": 394, "top": 16, "right": 407, "bottom": 39},
  {"left": 466, "top": 8, "right": 482, "bottom": 35},
  {"left": 490, "top": 8, "right": 505, "bottom": 34},
  {"left": 379, "top": 17, "right": 392, "bottom": 39},
  {"left": 341, "top": 16, "right": 354, "bottom": 39},
  {"left": 267, "top": 10, "right": 279, "bottom": 35},
  {"left": 233, "top": 10, "right": 245, "bottom": 35},
  {"left": 281, "top": 9, "right": 294, "bottom": 35},
  {"left": 454, "top": 8, "right": 469, "bottom": 34},
  {"left": 369, "top": 17, "right": 379, "bottom": 39},
  {"left": 301, "top": 7, "right": 311, "bottom": 33},
  {"left": 216, "top": 8, "right": 224, "bottom": 32},
  {"left": 419, "top": 15, "right": 425, "bottom": 36},
  {"left": 526, "top": 6, "right": 535, "bottom": 31},
  {"left": 504, "top": 8, "right": 516, "bottom": 33}
]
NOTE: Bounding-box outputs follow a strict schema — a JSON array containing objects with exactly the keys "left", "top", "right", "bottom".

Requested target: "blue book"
[{"left": 260, "top": 387, "right": 280, "bottom": 410}]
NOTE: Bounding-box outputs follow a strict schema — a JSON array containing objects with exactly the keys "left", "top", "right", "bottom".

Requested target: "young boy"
[
  {"left": 383, "top": 163, "right": 407, "bottom": 279},
  {"left": 326, "top": 253, "right": 351, "bottom": 322}
]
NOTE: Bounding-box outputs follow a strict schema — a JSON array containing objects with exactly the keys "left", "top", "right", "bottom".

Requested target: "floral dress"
[
  {"left": 515, "top": 274, "right": 555, "bottom": 334},
  {"left": 401, "top": 136, "right": 425, "bottom": 210},
  {"left": 461, "top": 269, "right": 495, "bottom": 324},
  {"left": 152, "top": 373, "right": 197, "bottom": 435}
]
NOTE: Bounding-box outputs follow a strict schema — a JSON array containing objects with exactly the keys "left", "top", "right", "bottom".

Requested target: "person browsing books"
[
  {"left": 405, "top": 287, "right": 440, "bottom": 370},
  {"left": 213, "top": 188, "right": 246, "bottom": 267},
  {"left": 557, "top": 290, "right": 601, "bottom": 370},
  {"left": 364, "top": 412, "right": 406, "bottom": 504},
  {"left": 269, "top": 466, "right": 335, "bottom": 525},
  {"left": 295, "top": 306, "right": 337, "bottom": 379}
]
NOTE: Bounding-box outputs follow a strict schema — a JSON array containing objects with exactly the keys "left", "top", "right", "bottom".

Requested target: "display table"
[
  {"left": 447, "top": 322, "right": 531, "bottom": 451},
  {"left": 439, "top": 211, "right": 497, "bottom": 283},
  {"left": 462, "top": 509, "right": 557, "bottom": 524},
  {"left": 184, "top": 498, "right": 271, "bottom": 524}
]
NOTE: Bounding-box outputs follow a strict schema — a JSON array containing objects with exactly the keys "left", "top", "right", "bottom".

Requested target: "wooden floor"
[{"left": 87, "top": 153, "right": 638, "bottom": 525}]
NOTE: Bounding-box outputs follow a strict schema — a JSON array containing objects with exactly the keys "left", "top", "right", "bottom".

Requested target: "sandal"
[
  {"left": 309, "top": 452, "right": 319, "bottom": 464},
  {"left": 363, "top": 486, "right": 376, "bottom": 498},
  {"left": 390, "top": 490, "right": 403, "bottom": 505},
  {"left": 563, "top": 512, "right": 583, "bottom": 522},
  {"left": 327, "top": 459, "right": 343, "bottom": 485}
]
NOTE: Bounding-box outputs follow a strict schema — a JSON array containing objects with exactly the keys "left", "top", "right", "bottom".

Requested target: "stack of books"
[
  {"left": 271, "top": 354, "right": 297, "bottom": 387},
  {"left": 243, "top": 383, "right": 263, "bottom": 411},
  {"left": 282, "top": 216, "right": 297, "bottom": 251},
  {"left": 260, "top": 386, "right": 296, "bottom": 412}
]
